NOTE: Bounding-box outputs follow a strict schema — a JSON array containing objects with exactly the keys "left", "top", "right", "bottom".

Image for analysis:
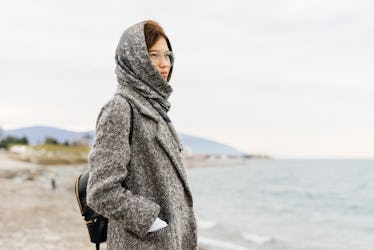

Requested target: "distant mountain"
[
  {"left": 3, "top": 126, "right": 249, "bottom": 156},
  {"left": 180, "top": 133, "right": 247, "bottom": 156}
]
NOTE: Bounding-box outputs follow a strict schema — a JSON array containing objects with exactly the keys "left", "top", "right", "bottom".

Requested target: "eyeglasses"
[{"left": 148, "top": 50, "right": 175, "bottom": 66}]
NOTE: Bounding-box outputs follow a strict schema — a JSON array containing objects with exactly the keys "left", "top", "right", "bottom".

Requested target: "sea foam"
[
  {"left": 198, "top": 219, "right": 217, "bottom": 229},
  {"left": 241, "top": 232, "right": 274, "bottom": 244},
  {"left": 198, "top": 236, "right": 255, "bottom": 250}
]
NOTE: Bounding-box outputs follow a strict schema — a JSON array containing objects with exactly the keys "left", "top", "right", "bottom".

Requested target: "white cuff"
[{"left": 147, "top": 217, "right": 168, "bottom": 233}]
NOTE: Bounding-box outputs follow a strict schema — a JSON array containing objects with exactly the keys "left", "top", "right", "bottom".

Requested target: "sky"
[{"left": 1, "top": 0, "right": 373, "bottom": 158}]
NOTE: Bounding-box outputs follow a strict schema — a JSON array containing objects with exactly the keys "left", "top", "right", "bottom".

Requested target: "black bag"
[{"left": 75, "top": 95, "right": 134, "bottom": 250}]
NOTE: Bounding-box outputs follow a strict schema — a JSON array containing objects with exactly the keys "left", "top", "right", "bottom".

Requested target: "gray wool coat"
[{"left": 86, "top": 21, "right": 198, "bottom": 250}]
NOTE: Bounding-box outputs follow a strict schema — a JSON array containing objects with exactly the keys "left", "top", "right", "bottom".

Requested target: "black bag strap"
[
  {"left": 115, "top": 93, "right": 134, "bottom": 145},
  {"left": 127, "top": 98, "right": 134, "bottom": 145}
]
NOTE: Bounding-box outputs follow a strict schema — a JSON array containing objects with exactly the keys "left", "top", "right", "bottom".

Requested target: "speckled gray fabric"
[
  {"left": 86, "top": 21, "right": 198, "bottom": 250},
  {"left": 115, "top": 20, "right": 173, "bottom": 124}
]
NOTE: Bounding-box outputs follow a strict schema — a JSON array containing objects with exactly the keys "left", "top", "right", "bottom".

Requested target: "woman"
[{"left": 86, "top": 20, "right": 198, "bottom": 250}]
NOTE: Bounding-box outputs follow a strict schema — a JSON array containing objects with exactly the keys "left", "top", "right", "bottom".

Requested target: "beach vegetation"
[
  {"left": 8, "top": 144, "right": 90, "bottom": 165},
  {"left": 0, "top": 136, "right": 29, "bottom": 149}
]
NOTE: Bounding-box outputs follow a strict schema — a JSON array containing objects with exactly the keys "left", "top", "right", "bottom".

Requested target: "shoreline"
[{"left": 0, "top": 151, "right": 209, "bottom": 250}]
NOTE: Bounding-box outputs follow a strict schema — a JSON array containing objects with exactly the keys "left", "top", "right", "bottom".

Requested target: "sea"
[{"left": 187, "top": 159, "right": 374, "bottom": 250}]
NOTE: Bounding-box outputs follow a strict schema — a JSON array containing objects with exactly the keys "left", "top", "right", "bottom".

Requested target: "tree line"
[{"left": 0, "top": 133, "right": 92, "bottom": 149}]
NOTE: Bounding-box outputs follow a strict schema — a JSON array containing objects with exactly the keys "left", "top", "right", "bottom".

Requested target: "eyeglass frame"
[{"left": 148, "top": 50, "right": 175, "bottom": 66}]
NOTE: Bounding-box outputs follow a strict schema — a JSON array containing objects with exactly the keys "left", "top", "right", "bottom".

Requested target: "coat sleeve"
[{"left": 86, "top": 97, "right": 161, "bottom": 239}]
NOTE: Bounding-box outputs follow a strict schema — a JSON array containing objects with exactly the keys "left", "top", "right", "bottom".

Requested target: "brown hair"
[{"left": 144, "top": 20, "right": 173, "bottom": 81}]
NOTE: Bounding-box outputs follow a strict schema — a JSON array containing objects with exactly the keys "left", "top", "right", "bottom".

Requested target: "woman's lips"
[{"left": 161, "top": 72, "right": 168, "bottom": 76}]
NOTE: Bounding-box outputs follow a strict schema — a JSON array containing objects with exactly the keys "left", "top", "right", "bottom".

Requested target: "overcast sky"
[{"left": 1, "top": 0, "right": 373, "bottom": 158}]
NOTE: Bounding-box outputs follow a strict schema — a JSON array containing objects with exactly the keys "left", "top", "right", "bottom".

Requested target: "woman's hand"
[{"left": 147, "top": 217, "right": 168, "bottom": 233}]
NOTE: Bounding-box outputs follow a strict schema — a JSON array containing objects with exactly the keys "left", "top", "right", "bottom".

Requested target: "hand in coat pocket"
[{"left": 147, "top": 217, "right": 168, "bottom": 233}]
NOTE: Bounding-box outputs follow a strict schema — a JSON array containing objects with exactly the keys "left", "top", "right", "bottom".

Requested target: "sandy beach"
[{"left": 0, "top": 151, "right": 207, "bottom": 250}]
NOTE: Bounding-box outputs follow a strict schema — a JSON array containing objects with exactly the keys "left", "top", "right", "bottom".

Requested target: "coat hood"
[{"left": 114, "top": 21, "right": 173, "bottom": 103}]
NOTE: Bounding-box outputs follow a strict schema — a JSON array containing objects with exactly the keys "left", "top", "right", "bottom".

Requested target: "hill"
[{"left": 3, "top": 126, "right": 248, "bottom": 156}]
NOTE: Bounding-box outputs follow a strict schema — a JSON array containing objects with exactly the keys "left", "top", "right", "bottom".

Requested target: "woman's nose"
[{"left": 159, "top": 55, "right": 170, "bottom": 67}]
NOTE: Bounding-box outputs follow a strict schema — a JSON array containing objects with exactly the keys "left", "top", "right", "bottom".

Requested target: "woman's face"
[{"left": 148, "top": 37, "right": 172, "bottom": 81}]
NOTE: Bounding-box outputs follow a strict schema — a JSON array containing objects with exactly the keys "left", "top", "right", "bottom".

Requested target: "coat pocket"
[
  {"left": 158, "top": 206, "right": 169, "bottom": 224},
  {"left": 147, "top": 206, "right": 170, "bottom": 240}
]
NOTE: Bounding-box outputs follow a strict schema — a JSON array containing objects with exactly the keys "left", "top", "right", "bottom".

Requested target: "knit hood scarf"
[{"left": 114, "top": 21, "right": 173, "bottom": 123}]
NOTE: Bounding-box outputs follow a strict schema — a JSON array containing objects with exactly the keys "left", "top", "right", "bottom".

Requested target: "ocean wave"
[
  {"left": 198, "top": 236, "right": 255, "bottom": 250},
  {"left": 197, "top": 218, "right": 217, "bottom": 229},
  {"left": 241, "top": 232, "right": 274, "bottom": 244}
]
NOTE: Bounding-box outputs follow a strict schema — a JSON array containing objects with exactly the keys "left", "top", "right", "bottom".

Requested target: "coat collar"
[{"left": 115, "top": 85, "right": 160, "bottom": 123}]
